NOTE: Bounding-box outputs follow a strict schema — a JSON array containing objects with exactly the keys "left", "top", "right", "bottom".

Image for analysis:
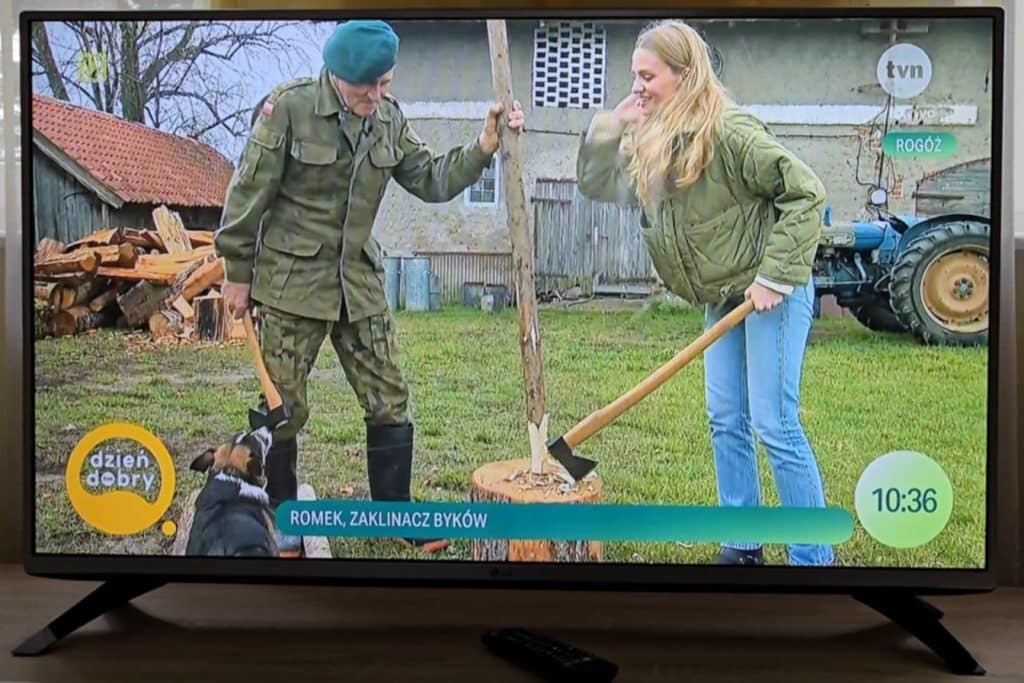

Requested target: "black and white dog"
[{"left": 186, "top": 426, "right": 279, "bottom": 557}]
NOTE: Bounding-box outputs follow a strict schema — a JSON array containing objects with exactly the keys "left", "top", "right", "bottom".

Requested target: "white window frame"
[{"left": 464, "top": 153, "right": 500, "bottom": 207}]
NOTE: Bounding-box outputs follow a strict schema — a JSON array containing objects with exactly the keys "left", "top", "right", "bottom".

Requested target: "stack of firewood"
[{"left": 33, "top": 205, "right": 243, "bottom": 343}]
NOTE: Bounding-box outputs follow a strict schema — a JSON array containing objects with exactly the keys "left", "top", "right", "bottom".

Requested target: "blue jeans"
[{"left": 703, "top": 279, "right": 835, "bottom": 566}]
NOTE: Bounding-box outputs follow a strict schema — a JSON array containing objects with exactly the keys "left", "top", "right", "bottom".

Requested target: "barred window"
[
  {"left": 532, "top": 21, "right": 606, "bottom": 109},
  {"left": 465, "top": 155, "right": 499, "bottom": 206}
]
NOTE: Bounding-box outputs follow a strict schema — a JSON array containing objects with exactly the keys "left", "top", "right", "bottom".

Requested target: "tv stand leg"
[
  {"left": 852, "top": 592, "right": 984, "bottom": 676},
  {"left": 12, "top": 578, "right": 166, "bottom": 656}
]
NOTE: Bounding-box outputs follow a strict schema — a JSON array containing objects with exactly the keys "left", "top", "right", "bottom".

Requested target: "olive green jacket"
[
  {"left": 576, "top": 107, "right": 826, "bottom": 305},
  {"left": 215, "top": 68, "right": 494, "bottom": 322}
]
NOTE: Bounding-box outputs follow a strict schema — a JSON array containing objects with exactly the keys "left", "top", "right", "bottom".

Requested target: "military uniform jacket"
[{"left": 216, "top": 68, "right": 494, "bottom": 322}]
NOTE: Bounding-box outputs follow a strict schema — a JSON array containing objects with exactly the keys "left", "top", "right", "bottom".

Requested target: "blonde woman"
[{"left": 577, "top": 19, "right": 834, "bottom": 566}]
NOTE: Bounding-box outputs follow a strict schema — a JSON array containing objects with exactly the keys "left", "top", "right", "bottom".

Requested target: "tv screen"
[{"left": 22, "top": 7, "right": 1006, "bottom": 590}]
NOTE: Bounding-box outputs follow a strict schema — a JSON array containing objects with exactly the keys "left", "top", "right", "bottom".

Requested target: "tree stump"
[{"left": 470, "top": 458, "right": 603, "bottom": 562}]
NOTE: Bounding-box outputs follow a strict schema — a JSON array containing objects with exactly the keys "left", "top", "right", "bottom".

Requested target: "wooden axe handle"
[
  {"left": 243, "top": 310, "right": 284, "bottom": 410},
  {"left": 562, "top": 298, "right": 755, "bottom": 450}
]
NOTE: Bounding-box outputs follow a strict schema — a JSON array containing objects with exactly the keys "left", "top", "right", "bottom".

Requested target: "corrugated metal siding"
[
  {"left": 914, "top": 157, "right": 991, "bottom": 218},
  {"left": 412, "top": 251, "right": 516, "bottom": 305},
  {"left": 534, "top": 178, "right": 654, "bottom": 295}
]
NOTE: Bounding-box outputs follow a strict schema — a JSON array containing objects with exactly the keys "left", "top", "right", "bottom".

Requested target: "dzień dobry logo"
[{"left": 65, "top": 422, "right": 176, "bottom": 536}]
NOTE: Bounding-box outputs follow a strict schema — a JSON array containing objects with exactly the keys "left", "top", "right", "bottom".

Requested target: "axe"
[
  {"left": 242, "top": 310, "right": 292, "bottom": 432},
  {"left": 547, "top": 298, "right": 756, "bottom": 481}
]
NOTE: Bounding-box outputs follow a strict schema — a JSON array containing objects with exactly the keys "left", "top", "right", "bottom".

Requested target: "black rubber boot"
[
  {"left": 366, "top": 423, "right": 449, "bottom": 553},
  {"left": 266, "top": 437, "right": 302, "bottom": 557},
  {"left": 714, "top": 546, "right": 765, "bottom": 566}
]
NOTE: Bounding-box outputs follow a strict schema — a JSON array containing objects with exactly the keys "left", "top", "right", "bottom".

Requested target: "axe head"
[
  {"left": 546, "top": 435, "right": 598, "bottom": 482},
  {"left": 248, "top": 404, "right": 293, "bottom": 432}
]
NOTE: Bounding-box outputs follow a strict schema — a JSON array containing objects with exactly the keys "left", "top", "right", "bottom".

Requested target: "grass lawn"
[{"left": 32, "top": 303, "right": 988, "bottom": 569}]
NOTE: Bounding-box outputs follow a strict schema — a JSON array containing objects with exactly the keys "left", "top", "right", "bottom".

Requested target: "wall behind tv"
[{"left": 0, "top": 0, "right": 1020, "bottom": 587}]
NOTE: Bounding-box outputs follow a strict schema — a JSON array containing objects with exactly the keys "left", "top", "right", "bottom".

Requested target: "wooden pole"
[{"left": 487, "top": 19, "right": 549, "bottom": 475}]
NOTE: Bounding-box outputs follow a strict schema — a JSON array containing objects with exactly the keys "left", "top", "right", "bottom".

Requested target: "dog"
[{"left": 185, "top": 426, "right": 279, "bottom": 557}]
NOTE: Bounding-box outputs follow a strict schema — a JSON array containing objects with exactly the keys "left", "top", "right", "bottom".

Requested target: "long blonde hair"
[{"left": 626, "top": 20, "right": 730, "bottom": 205}]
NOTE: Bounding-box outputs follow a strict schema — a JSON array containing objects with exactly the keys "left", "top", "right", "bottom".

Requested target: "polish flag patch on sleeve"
[{"left": 261, "top": 100, "right": 274, "bottom": 117}]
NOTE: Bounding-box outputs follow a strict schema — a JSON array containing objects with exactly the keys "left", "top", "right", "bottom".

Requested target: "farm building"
[
  {"left": 30, "top": 93, "right": 233, "bottom": 248},
  {"left": 371, "top": 17, "right": 994, "bottom": 302}
]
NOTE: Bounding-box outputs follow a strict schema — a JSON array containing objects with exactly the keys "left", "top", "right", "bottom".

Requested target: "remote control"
[{"left": 481, "top": 627, "right": 618, "bottom": 682}]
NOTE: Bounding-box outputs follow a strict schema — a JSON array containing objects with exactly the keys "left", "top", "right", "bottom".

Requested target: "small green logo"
[
  {"left": 882, "top": 131, "right": 956, "bottom": 158},
  {"left": 76, "top": 51, "right": 108, "bottom": 84},
  {"left": 854, "top": 450, "right": 954, "bottom": 549}
]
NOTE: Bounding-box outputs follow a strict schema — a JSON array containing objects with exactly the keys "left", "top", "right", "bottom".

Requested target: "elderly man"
[{"left": 216, "top": 20, "right": 524, "bottom": 556}]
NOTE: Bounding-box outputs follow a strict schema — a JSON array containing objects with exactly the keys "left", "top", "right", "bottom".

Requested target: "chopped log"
[
  {"left": 90, "top": 244, "right": 137, "bottom": 267},
  {"left": 50, "top": 279, "right": 106, "bottom": 312},
  {"left": 48, "top": 286, "right": 71, "bottom": 312},
  {"left": 51, "top": 305, "right": 113, "bottom": 338},
  {"left": 470, "top": 458, "right": 603, "bottom": 563},
  {"left": 35, "top": 282, "right": 57, "bottom": 301},
  {"left": 120, "top": 228, "right": 163, "bottom": 251},
  {"left": 34, "top": 238, "right": 65, "bottom": 261},
  {"left": 42, "top": 272, "right": 88, "bottom": 287},
  {"left": 117, "top": 280, "right": 172, "bottom": 328},
  {"left": 181, "top": 258, "right": 225, "bottom": 303},
  {"left": 152, "top": 206, "right": 192, "bottom": 255},
  {"left": 149, "top": 309, "right": 185, "bottom": 340},
  {"left": 162, "top": 253, "right": 217, "bottom": 305},
  {"left": 34, "top": 251, "right": 99, "bottom": 276},
  {"left": 88, "top": 288, "right": 119, "bottom": 313},
  {"left": 187, "top": 230, "right": 215, "bottom": 248},
  {"left": 171, "top": 297, "right": 195, "bottom": 321},
  {"left": 96, "top": 266, "right": 179, "bottom": 284},
  {"left": 63, "top": 228, "right": 122, "bottom": 251},
  {"left": 194, "top": 292, "right": 227, "bottom": 342},
  {"left": 229, "top": 317, "right": 245, "bottom": 340},
  {"left": 137, "top": 246, "right": 215, "bottom": 269}
]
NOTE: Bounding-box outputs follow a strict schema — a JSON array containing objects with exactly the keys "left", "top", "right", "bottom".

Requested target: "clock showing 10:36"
[{"left": 854, "top": 450, "right": 954, "bottom": 549}]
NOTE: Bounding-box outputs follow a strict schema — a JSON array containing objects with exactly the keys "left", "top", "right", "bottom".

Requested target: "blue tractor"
[{"left": 813, "top": 190, "right": 990, "bottom": 347}]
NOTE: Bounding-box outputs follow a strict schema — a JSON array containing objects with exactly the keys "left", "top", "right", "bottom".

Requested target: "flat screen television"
[{"left": 16, "top": 4, "right": 1014, "bottom": 675}]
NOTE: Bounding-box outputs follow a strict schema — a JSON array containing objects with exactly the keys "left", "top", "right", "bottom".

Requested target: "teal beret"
[{"left": 322, "top": 20, "right": 399, "bottom": 84}]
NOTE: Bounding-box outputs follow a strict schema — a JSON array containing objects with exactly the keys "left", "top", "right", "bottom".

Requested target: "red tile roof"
[{"left": 31, "top": 93, "right": 234, "bottom": 208}]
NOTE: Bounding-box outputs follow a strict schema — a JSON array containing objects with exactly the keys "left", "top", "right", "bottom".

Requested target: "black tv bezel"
[{"left": 19, "top": 5, "right": 1006, "bottom": 596}]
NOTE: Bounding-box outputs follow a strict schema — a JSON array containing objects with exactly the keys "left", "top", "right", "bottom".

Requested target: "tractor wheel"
[
  {"left": 890, "top": 220, "right": 989, "bottom": 347},
  {"left": 851, "top": 300, "right": 906, "bottom": 334}
]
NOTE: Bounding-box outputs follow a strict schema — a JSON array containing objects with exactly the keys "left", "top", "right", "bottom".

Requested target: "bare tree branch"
[
  {"left": 31, "top": 24, "right": 68, "bottom": 100},
  {"left": 31, "top": 19, "right": 331, "bottom": 156}
]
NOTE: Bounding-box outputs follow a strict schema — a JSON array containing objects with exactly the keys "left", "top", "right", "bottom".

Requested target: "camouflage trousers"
[{"left": 254, "top": 304, "right": 410, "bottom": 441}]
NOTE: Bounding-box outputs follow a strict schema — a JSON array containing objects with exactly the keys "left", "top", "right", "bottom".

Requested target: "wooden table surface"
[{"left": 1, "top": 563, "right": 1021, "bottom": 682}]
